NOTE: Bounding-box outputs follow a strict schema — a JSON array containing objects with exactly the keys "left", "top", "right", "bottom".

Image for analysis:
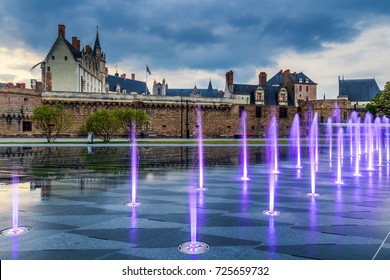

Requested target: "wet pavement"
[{"left": 0, "top": 145, "right": 389, "bottom": 260}]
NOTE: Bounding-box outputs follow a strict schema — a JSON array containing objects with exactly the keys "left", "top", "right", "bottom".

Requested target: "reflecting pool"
[{"left": 0, "top": 145, "right": 390, "bottom": 260}]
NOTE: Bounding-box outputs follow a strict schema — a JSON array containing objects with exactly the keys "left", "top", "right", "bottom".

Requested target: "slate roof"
[
  {"left": 165, "top": 88, "right": 221, "bottom": 98},
  {"left": 268, "top": 70, "right": 316, "bottom": 85},
  {"left": 165, "top": 81, "right": 221, "bottom": 98},
  {"left": 338, "top": 78, "right": 380, "bottom": 101},
  {"left": 230, "top": 83, "right": 294, "bottom": 106},
  {"left": 106, "top": 74, "right": 147, "bottom": 94}
]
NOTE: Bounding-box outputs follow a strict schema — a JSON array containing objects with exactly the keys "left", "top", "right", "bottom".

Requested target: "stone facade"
[
  {"left": 0, "top": 89, "right": 353, "bottom": 139},
  {"left": 0, "top": 87, "right": 42, "bottom": 136}
]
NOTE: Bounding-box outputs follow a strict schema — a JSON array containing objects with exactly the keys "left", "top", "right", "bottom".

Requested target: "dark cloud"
[{"left": 1, "top": 0, "right": 390, "bottom": 81}]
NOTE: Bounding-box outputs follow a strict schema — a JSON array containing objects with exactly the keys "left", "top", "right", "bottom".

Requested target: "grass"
[{"left": 0, "top": 138, "right": 296, "bottom": 145}]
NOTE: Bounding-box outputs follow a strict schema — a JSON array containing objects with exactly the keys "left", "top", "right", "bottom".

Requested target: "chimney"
[
  {"left": 120, "top": 73, "right": 126, "bottom": 79},
  {"left": 258, "top": 71, "right": 267, "bottom": 87},
  {"left": 58, "top": 24, "right": 65, "bottom": 37},
  {"left": 226, "top": 70, "right": 234, "bottom": 86},
  {"left": 72, "top": 37, "right": 80, "bottom": 51},
  {"left": 131, "top": 73, "right": 135, "bottom": 80}
]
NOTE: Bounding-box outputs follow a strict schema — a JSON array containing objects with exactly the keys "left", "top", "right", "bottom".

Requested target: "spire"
[
  {"left": 207, "top": 79, "right": 213, "bottom": 94},
  {"left": 93, "top": 26, "right": 101, "bottom": 56}
]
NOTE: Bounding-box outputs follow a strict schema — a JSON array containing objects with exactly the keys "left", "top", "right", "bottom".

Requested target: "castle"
[{"left": 0, "top": 24, "right": 358, "bottom": 139}]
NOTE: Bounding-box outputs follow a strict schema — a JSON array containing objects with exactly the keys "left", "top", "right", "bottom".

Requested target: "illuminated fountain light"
[
  {"left": 240, "top": 110, "right": 250, "bottom": 181},
  {"left": 307, "top": 113, "right": 320, "bottom": 197},
  {"left": 263, "top": 116, "right": 281, "bottom": 216},
  {"left": 124, "top": 120, "right": 142, "bottom": 208},
  {"left": 0, "top": 173, "right": 31, "bottom": 237},
  {"left": 335, "top": 127, "right": 344, "bottom": 185},
  {"left": 290, "top": 114, "right": 302, "bottom": 169},
  {"left": 179, "top": 185, "right": 209, "bottom": 254},
  {"left": 354, "top": 116, "right": 362, "bottom": 177},
  {"left": 375, "top": 116, "right": 383, "bottom": 166},
  {"left": 326, "top": 117, "right": 333, "bottom": 162},
  {"left": 196, "top": 106, "right": 206, "bottom": 191}
]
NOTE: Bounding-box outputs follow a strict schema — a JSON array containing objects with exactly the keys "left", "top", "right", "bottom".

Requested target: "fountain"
[
  {"left": 375, "top": 116, "right": 382, "bottom": 166},
  {"left": 307, "top": 112, "right": 320, "bottom": 197},
  {"left": 326, "top": 117, "right": 333, "bottom": 162},
  {"left": 335, "top": 127, "right": 344, "bottom": 184},
  {"left": 290, "top": 114, "right": 302, "bottom": 169},
  {"left": 354, "top": 116, "right": 362, "bottom": 177},
  {"left": 365, "top": 113, "right": 375, "bottom": 171},
  {"left": 384, "top": 116, "right": 390, "bottom": 162},
  {"left": 197, "top": 106, "right": 205, "bottom": 191},
  {"left": 263, "top": 116, "right": 281, "bottom": 216},
  {"left": 240, "top": 110, "right": 250, "bottom": 180},
  {"left": 178, "top": 186, "right": 209, "bottom": 254},
  {"left": 124, "top": 120, "right": 141, "bottom": 207},
  {"left": 0, "top": 173, "right": 31, "bottom": 236}
]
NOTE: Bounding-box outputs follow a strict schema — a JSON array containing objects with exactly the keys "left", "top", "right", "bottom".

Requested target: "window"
[
  {"left": 52, "top": 55, "right": 55, "bottom": 60},
  {"left": 24, "top": 97, "right": 28, "bottom": 102},
  {"left": 255, "top": 106, "right": 262, "bottom": 118},
  {"left": 64, "top": 56, "right": 68, "bottom": 61},
  {"left": 279, "top": 107, "right": 288, "bottom": 119},
  {"left": 47, "top": 67, "right": 51, "bottom": 72},
  {"left": 299, "top": 85, "right": 302, "bottom": 91},
  {"left": 306, "top": 86, "right": 309, "bottom": 92},
  {"left": 22, "top": 121, "right": 32, "bottom": 132}
]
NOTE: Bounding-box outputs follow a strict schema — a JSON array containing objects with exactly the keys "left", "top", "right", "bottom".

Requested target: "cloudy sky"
[{"left": 1, "top": 0, "right": 390, "bottom": 98}]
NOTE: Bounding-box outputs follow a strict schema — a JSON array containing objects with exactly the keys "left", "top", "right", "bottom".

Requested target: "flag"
[{"left": 146, "top": 65, "right": 151, "bottom": 75}]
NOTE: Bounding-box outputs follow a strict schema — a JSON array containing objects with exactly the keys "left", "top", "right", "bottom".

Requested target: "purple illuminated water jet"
[
  {"left": 375, "top": 116, "right": 383, "bottom": 166},
  {"left": 365, "top": 113, "right": 375, "bottom": 171},
  {"left": 326, "top": 117, "right": 333, "bottom": 162},
  {"left": 354, "top": 116, "right": 362, "bottom": 177},
  {"left": 290, "top": 114, "right": 302, "bottom": 169},
  {"left": 124, "top": 121, "right": 141, "bottom": 208},
  {"left": 240, "top": 110, "right": 250, "bottom": 180},
  {"left": 307, "top": 112, "right": 319, "bottom": 197},
  {"left": 0, "top": 173, "right": 31, "bottom": 236},
  {"left": 178, "top": 186, "right": 209, "bottom": 254},
  {"left": 197, "top": 106, "right": 205, "bottom": 191},
  {"left": 383, "top": 116, "right": 390, "bottom": 162},
  {"left": 335, "top": 127, "right": 344, "bottom": 185},
  {"left": 263, "top": 116, "right": 280, "bottom": 216}
]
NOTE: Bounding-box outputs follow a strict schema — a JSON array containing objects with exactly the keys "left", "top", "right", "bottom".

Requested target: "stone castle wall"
[
  {"left": 0, "top": 89, "right": 353, "bottom": 138},
  {"left": 0, "top": 87, "right": 42, "bottom": 136}
]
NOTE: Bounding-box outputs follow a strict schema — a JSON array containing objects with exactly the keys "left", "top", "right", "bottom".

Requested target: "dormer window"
[
  {"left": 279, "top": 88, "right": 288, "bottom": 105},
  {"left": 305, "top": 78, "right": 309, "bottom": 83},
  {"left": 299, "top": 78, "right": 302, "bottom": 83}
]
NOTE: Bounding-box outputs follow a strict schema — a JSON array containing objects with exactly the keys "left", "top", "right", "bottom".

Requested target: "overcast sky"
[{"left": 1, "top": 0, "right": 390, "bottom": 98}]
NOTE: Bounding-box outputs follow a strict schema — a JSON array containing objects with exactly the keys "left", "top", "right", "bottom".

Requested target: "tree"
[
  {"left": 117, "top": 109, "right": 149, "bottom": 135},
  {"left": 366, "top": 92, "right": 381, "bottom": 116},
  {"left": 83, "top": 109, "right": 149, "bottom": 142},
  {"left": 31, "top": 104, "right": 74, "bottom": 142},
  {"left": 376, "top": 81, "right": 390, "bottom": 117},
  {"left": 84, "top": 109, "right": 122, "bottom": 142}
]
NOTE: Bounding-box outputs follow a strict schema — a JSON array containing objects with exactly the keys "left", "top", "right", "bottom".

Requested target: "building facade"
[
  {"left": 40, "top": 24, "right": 106, "bottom": 93},
  {"left": 224, "top": 69, "right": 317, "bottom": 106}
]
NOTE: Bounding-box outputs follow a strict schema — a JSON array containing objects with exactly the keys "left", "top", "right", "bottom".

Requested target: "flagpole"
[{"left": 145, "top": 65, "right": 147, "bottom": 95}]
